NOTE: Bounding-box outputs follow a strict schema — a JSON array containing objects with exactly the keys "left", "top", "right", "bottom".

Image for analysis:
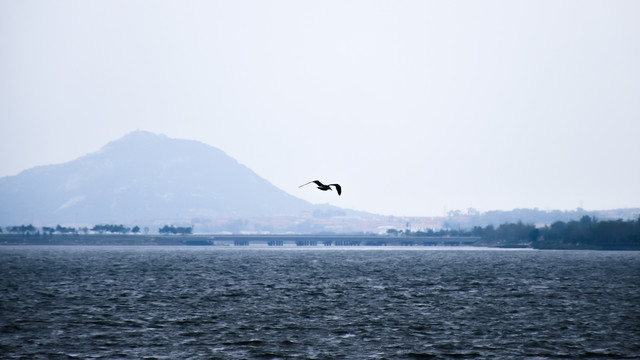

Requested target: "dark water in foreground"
[{"left": 1, "top": 247, "right": 639, "bottom": 359}]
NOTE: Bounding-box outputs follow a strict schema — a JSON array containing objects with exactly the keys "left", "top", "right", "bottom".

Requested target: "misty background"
[{"left": 1, "top": 1, "right": 639, "bottom": 217}]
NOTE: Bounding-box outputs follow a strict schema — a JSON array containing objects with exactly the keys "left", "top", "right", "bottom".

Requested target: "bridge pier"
[
  {"left": 334, "top": 240, "right": 361, "bottom": 246},
  {"left": 295, "top": 240, "right": 317, "bottom": 246}
]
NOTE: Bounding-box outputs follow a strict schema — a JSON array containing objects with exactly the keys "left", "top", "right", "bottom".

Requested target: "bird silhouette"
[{"left": 299, "top": 180, "right": 342, "bottom": 196}]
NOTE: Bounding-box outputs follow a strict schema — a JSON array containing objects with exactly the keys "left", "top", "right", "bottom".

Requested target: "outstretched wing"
[
  {"left": 299, "top": 180, "right": 323, "bottom": 188},
  {"left": 330, "top": 184, "right": 342, "bottom": 196}
]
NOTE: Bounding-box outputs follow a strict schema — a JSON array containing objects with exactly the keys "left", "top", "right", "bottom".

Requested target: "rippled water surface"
[{"left": 1, "top": 246, "right": 639, "bottom": 359}]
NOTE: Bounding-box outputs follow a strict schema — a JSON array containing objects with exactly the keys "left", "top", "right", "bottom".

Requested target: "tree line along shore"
[
  {"left": 2, "top": 224, "right": 192, "bottom": 236},
  {"left": 393, "top": 215, "right": 640, "bottom": 250},
  {"left": 1, "top": 216, "right": 639, "bottom": 250}
]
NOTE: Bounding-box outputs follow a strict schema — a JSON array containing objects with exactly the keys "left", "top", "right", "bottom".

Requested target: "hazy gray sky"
[{"left": 1, "top": 0, "right": 639, "bottom": 217}]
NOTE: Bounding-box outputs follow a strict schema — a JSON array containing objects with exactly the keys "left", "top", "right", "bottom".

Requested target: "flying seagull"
[{"left": 299, "top": 180, "right": 342, "bottom": 196}]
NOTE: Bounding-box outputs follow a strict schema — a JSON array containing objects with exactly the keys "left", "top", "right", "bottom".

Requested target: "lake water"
[{"left": 1, "top": 246, "right": 639, "bottom": 359}]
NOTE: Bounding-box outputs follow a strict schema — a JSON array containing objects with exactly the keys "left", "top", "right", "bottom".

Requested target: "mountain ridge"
[{"left": 0, "top": 131, "right": 339, "bottom": 225}]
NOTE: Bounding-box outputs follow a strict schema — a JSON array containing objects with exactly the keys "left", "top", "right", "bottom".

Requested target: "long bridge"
[
  {"left": 206, "top": 235, "right": 480, "bottom": 247},
  {"left": 0, "top": 234, "right": 479, "bottom": 246}
]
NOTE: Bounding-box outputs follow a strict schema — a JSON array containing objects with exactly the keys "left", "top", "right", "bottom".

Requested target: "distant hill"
[
  {"left": 442, "top": 207, "right": 640, "bottom": 229},
  {"left": 0, "top": 131, "right": 323, "bottom": 225}
]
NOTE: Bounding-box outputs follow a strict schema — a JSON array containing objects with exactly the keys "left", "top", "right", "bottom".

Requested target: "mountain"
[{"left": 0, "top": 131, "right": 320, "bottom": 225}]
